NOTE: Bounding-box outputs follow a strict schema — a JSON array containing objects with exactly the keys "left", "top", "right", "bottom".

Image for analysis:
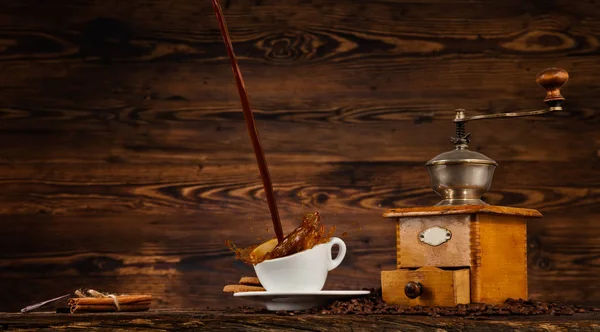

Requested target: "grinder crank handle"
[
  {"left": 454, "top": 67, "right": 569, "bottom": 123},
  {"left": 536, "top": 67, "right": 569, "bottom": 107}
]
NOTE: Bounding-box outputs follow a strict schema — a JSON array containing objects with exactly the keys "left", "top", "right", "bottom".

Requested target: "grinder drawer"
[{"left": 381, "top": 266, "right": 470, "bottom": 306}]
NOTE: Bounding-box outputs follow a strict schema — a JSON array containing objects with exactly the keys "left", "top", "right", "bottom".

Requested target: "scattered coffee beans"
[
  {"left": 307, "top": 288, "right": 590, "bottom": 316},
  {"left": 233, "top": 288, "right": 597, "bottom": 317}
]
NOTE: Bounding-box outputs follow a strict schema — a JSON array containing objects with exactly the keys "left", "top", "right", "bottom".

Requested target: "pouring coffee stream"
[
  {"left": 211, "top": 0, "right": 337, "bottom": 262},
  {"left": 211, "top": 0, "right": 284, "bottom": 243}
]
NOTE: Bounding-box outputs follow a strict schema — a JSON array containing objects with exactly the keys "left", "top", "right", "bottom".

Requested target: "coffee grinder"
[{"left": 381, "top": 68, "right": 569, "bottom": 306}]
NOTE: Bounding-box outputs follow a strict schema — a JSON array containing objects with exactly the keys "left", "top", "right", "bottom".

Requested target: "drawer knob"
[{"left": 404, "top": 281, "right": 423, "bottom": 299}]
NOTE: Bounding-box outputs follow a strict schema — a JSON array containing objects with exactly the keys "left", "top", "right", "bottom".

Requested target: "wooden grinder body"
[{"left": 381, "top": 205, "right": 542, "bottom": 306}]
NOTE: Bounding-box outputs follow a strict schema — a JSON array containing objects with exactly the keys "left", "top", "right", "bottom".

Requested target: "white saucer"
[{"left": 233, "top": 290, "right": 370, "bottom": 311}]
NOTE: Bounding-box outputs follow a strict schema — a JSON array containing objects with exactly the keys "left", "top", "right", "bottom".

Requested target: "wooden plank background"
[{"left": 0, "top": 0, "right": 599, "bottom": 312}]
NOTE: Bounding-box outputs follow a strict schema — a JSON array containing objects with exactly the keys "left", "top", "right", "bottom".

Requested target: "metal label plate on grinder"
[{"left": 419, "top": 226, "right": 452, "bottom": 246}]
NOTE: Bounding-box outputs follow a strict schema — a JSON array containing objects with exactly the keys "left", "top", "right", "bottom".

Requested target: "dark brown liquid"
[
  {"left": 211, "top": 1, "right": 336, "bottom": 264},
  {"left": 227, "top": 212, "right": 335, "bottom": 265},
  {"left": 211, "top": 0, "right": 284, "bottom": 243},
  {"left": 264, "top": 211, "right": 335, "bottom": 261}
]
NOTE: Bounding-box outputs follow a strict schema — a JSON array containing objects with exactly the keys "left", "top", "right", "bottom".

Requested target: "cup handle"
[{"left": 326, "top": 237, "right": 346, "bottom": 271}]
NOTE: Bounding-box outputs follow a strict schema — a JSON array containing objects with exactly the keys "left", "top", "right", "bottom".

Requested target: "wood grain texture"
[
  {"left": 397, "top": 215, "right": 471, "bottom": 268},
  {"left": 0, "top": 163, "right": 597, "bottom": 217},
  {"left": 4, "top": 311, "right": 600, "bottom": 332},
  {"left": 472, "top": 215, "right": 528, "bottom": 304},
  {"left": 0, "top": 0, "right": 599, "bottom": 313},
  {"left": 384, "top": 205, "right": 543, "bottom": 218}
]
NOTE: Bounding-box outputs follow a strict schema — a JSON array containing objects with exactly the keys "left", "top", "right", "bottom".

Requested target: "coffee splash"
[{"left": 226, "top": 211, "right": 336, "bottom": 265}]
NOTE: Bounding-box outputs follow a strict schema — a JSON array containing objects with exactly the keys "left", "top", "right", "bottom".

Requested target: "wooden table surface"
[{"left": 2, "top": 310, "right": 600, "bottom": 331}]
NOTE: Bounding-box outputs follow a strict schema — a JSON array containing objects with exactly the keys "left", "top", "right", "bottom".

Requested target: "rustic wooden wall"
[{"left": 0, "top": 0, "right": 598, "bottom": 312}]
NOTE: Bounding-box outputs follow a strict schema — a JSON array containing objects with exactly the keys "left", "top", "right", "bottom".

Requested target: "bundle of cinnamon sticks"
[{"left": 68, "top": 289, "right": 151, "bottom": 313}]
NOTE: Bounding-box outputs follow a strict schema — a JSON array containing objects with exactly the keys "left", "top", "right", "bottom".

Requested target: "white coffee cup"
[{"left": 253, "top": 237, "right": 347, "bottom": 292}]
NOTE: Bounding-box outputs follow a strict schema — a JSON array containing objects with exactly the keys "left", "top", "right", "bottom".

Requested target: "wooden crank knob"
[
  {"left": 536, "top": 68, "right": 568, "bottom": 106},
  {"left": 404, "top": 281, "right": 423, "bottom": 299}
]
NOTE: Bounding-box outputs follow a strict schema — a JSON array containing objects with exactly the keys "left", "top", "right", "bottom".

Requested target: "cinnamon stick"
[
  {"left": 210, "top": 0, "right": 284, "bottom": 243},
  {"left": 70, "top": 303, "right": 150, "bottom": 313},
  {"left": 68, "top": 295, "right": 152, "bottom": 306}
]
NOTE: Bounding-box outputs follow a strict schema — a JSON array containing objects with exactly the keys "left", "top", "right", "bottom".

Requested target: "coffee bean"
[
  {"left": 561, "top": 309, "right": 575, "bottom": 315},
  {"left": 509, "top": 307, "right": 522, "bottom": 314},
  {"left": 469, "top": 303, "right": 485, "bottom": 311}
]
